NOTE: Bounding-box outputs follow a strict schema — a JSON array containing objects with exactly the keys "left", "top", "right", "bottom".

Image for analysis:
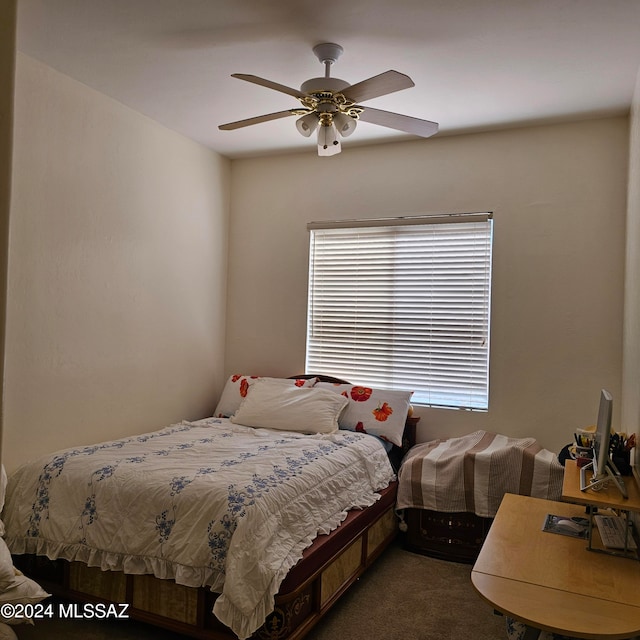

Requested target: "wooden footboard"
[{"left": 14, "top": 483, "right": 399, "bottom": 640}]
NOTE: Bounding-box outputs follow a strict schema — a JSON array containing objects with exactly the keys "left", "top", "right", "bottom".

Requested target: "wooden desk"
[
  {"left": 471, "top": 493, "right": 640, "bottom": 639},
  {"left": 562, "top": 460, "right": 640, "bottom": 512}
]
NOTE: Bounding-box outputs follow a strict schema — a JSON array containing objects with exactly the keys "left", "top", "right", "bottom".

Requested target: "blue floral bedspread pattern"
[{"left": 3, "top": 419, "right": 395, "bottom": 639}]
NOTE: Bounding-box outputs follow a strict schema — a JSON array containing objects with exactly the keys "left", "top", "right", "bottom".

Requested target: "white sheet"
[{"left": 3, "top": 418, "right": 395, "bottom": 639}]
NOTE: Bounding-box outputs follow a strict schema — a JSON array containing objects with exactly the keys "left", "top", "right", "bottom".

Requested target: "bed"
[{"left": 3, "top": 375, "right": 417, "bottom": 640}]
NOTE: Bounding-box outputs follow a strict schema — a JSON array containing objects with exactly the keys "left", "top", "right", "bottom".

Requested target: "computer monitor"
[
  {"left": 593, "top": 389, "right": 613, "bottom": 481},
  {"left": 580, "top": 389, "right": 628, "bottom": 498}
]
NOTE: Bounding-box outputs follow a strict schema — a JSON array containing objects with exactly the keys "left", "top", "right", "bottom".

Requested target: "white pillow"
[
  {"left": 0, "top": 571, "right": 49, "bottom": 605},
  {"left": 0, "top": 465, "right": 7, "bottom": 537},
  {"left": 214, "top": 375, "right": 316, "bottom": 417},
  {"left": 230, "top": 380, "right": 348, "bottom": 434},
  {"left": 0, "top": 571, "right": 50, "bottom": 624},
  {"left": 0, "top": 538, "right": 15, "bottom": 592},
  {"left": 0, "top": 465, "right": 6, "bottom": 512}
]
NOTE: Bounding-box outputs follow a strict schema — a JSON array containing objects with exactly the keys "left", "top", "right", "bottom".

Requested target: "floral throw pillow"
[
  {"left": 214, "top": 375, "right": 315, "bottom": 418},
  {"left": 315, "top": 382, "right": 413, "bottom": 447}
]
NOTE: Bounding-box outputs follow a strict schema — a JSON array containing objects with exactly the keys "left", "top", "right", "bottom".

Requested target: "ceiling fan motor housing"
[{"left": 300, "top": 77, "right": 350, "bottom": 94}]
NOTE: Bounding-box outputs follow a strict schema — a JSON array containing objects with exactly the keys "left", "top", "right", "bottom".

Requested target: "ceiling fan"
[{"left": 218, "top": 43, "right": 439, "bottom": 156}]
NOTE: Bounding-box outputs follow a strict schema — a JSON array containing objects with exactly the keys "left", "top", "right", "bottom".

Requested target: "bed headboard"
[{"left": 289, "top": 374, "right": 418, "bottom": 470}]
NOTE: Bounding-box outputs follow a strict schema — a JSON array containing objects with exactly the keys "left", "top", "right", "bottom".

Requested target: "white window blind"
[{"left": 305, "top": 214, "right": 493, "bottom": 410}]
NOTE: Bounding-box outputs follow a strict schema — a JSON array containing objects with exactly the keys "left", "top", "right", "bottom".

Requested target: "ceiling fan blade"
[
  {"left": 343, "top": 70, "right": 415, "bottom": 103},
  {"left": 358, "top": 107, "right": 439, "bottom": 138},
  {"left": 218, "top": 110, "right": 298, "bottom": 130},
  {"left": 231, "top": 73, "right": 307, "bottom": 99}
]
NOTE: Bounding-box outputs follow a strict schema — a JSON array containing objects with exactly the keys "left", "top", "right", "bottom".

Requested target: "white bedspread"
[{"left": 3, "top": 418, "right": 395, "bottom": 639}]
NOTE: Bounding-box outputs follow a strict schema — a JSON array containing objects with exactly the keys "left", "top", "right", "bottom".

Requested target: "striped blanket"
[{"left": 396, "top": 431, "right": 565, "bottom": 518}]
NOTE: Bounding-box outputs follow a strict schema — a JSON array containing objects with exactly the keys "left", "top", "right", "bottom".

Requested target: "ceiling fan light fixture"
[
  {"left": 333, "top": 112, "right": 357, "bottom": 138},
  {"left": 317, "top": 123, "right": 341, "bottom": 156},
  {"left": 295, "top": 112, "right": 318, "bottom": 137}
]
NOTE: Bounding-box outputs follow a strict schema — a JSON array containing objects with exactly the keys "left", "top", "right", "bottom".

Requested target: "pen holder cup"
[{"left": 612, "top": 449, "right": 632, "bottom": 476}]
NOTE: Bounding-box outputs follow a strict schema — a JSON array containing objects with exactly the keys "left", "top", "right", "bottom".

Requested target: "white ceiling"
[{"left": 15, "top": 0, "right": 640, "bottom": 159}]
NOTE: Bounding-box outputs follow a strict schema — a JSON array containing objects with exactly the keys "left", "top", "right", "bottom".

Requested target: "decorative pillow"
[
  {"left": 315, "top": 382, "right": 413, "bottom": 447},
  {"left": 0, "top": 570, "right": 50, "bottom": 625},
  {"left": 214, "top": 375, "right": 316, "bottom": 418},
  {"left": 230, "top": 380, "right": 348, "bottom": 434},
  {"left": 0, "top": 571, "right": 50, "bottom": 606},
  {"left": 0, "top": 465, "right": 7, "bottom": 537},
  {"left": 0, "top": 538, "right": 15, "bottom": 592}
]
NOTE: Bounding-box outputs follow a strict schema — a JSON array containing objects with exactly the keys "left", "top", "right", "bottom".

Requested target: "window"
[{"left": 305, "top": 213, "right": 493, "bottom": 410}]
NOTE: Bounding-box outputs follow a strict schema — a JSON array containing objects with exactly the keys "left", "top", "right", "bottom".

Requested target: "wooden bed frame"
[{"left": 14, "top": 377, "right": 418, "bottom": 640}]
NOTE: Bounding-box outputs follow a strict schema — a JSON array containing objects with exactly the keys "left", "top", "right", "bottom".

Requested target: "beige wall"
[
  {"left": 0, "top": 1, "right": 16, "bottom": 465},
  {"left": 3, "top": 50, "right": 633, "bottom": 468},
  {"left": 227, "top": 118, "right": 628, "bottom": 453},
  {"left": 3, "top": 55, "right": 230, "bottom": 472},
  {"left": 622, "top": 67, "right": 640, "bottom": 443}
]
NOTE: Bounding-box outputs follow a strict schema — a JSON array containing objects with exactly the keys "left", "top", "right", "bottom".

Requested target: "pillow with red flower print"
[
  {"left": 214, "top": 375, "right": 316, "bottom": 418},
  {"left": 315, "top": 382, "right": 413, "bottom": 447}
]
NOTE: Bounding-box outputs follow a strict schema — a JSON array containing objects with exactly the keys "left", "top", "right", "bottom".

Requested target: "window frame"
[{"left": 305, "top": 212, "right": 493, "bottom": 411}]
